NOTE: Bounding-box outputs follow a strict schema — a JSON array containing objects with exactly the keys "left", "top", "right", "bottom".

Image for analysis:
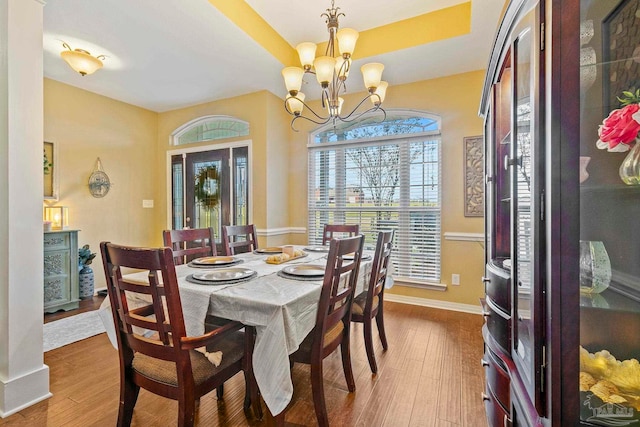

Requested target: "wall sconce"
[
  {"left": 44, "top": 206, "right": 69, "bottom": 230},
  {"left": 60, "top": 42, "right": 105, "bottom": 76}
]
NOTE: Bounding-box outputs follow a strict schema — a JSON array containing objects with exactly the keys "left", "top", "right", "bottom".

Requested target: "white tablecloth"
[{"left": 99, "top": 247, "right": 377, "bottom": 415}]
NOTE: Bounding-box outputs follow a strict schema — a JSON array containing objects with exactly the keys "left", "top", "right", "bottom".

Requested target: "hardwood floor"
[{"left": 3, "top": 301, "right": 487, "bottom": 426}]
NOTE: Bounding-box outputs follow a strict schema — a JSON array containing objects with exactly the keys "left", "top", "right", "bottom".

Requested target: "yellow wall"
[
  {"left": 45, "top": 70, "right": 486, "bottom": 306},
  {"left": 44, "top": 79, "right": 159, "bottom": 289},
  {"left": 156, "top": 90, "right": 292, "bottom": 248},
  {"left": 286, "top": 70, "right": 486, "bottom": 306}
]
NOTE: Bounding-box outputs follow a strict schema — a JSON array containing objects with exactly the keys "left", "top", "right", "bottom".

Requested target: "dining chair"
[
  {"left": 100, "top": 242, "right": 261, "bottom": 427},
  {"left": 162, "top": 227, "right": 216, "bottom": 265},
  {"left": 351, "top": 230, "right": 394, "bottom": 374},
  {"left": 221, "top": 224, "right": 258, "bottom": 255},
  {"left": 321, "top": 223, "right": 360, "bottom": 245},
  {"left": 289, "top": 234, "right": 365, "bottom": 427}
]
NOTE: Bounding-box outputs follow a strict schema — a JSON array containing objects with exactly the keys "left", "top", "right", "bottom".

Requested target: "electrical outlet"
[
  {"left": 142, "top": 199, "right": 154, "bottom": 208},
  {"left": 452, "top": 274, "right": 460, "bottom": 285}
]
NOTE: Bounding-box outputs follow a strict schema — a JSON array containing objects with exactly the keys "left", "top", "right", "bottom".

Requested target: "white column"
[{"left": 0, "top": 0, "right": 50, "bottom": 417}]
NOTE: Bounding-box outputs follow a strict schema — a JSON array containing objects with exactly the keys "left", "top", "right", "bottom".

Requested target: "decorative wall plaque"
[{"left": 464, "top": 135, "right": 484, "bottom": 217}]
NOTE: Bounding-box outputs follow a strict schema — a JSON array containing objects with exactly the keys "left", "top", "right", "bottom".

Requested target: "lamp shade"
[
  {"left": 329, "top": 97, "right": 344, "bottom": 116},
  {"left": 44, "top": 206, "right": 69, "bottom": 230},
  {"left": 282, "top": 67, "right": 304, "bottom": 95},
  {"left": 286, "top": 92, "right": 305, "bottom": 115},
  {"left": 60, "top": 49, "right": 103, "bottom": 76},
  {"left": 361, "top": 63, "right": 384, "bottom": 90},
  {"left": 296, "top": 42, "right": 317, "bottom": 69},
  {"left": 335, "top": 56, "right": 351, "bottom": 80},
  {"left": 337, "top": 28, "right": 359, "bottom": 57},
  {"left": 314, "top": 56, "right": 336, "bottom": 85},
  {"left": 370, "top": 81, "right": 388, "bottom": 105}
]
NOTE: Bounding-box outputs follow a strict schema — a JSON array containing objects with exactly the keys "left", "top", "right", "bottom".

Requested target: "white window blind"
[{"left": 308, "top": 112, "right": 442, "bottom": 283}]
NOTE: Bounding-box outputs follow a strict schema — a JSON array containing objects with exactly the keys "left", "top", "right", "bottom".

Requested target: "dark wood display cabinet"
[{"left": 480, "top": 0, "right": 640, "bottom": 425}]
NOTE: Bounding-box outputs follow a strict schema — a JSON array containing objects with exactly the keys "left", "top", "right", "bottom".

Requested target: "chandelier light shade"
[
  {"left": 60, "top": 42, "right": 105, "bottom": 76},
  {"left": 282, "top": 0, "right": 388, "bottom": 130}
]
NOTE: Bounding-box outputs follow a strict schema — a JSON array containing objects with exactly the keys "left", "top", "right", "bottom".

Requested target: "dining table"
[{"left": 98, "top": 245, "right": 381, "bottom": 417}]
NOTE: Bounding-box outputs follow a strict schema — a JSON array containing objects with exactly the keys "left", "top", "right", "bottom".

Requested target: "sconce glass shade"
[
  {"left": 337, "top": 28, "right": 359, "bottom": 57},
  {"left": 296, "top": 42, "right": 317, "bottom": 69},
  {"left": 286, "top": 92, "right": 305, "bottom": 115},
  {"left": 370, "top": 81, "right": 388, "bottom": 105},
  {"left": 60, "top": 49, "right": 103, "bottom": 76},
  {"left": 314, "top": 56, "right": 336, "bottom": 85},
  {"left": 361, "top": 62, "right": 384, "bottom": 90},
  {"left": 282, "top": 66, "right": 304, "bottom": 95},
  {"left": 44, "top": 206, "right": 69, "bottom": 230}
]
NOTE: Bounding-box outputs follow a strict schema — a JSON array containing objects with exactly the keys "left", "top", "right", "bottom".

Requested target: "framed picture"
[
  {"left": 602, "top": 0, "right": 640, "bottom": 111},
  {"left": 464, "top": 135, "right": 484, "bottom": 217},
  {"left": 44, "top": 141, "right": 58, "bottom": 200}
]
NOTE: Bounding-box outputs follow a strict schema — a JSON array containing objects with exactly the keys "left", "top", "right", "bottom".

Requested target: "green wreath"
[{"left": 194, "top": 165, "right": 220, "bottom": 210}]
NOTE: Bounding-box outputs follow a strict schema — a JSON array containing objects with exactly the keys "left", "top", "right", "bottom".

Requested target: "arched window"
[
  {"left": 308, "top": 110, "right": 442, "bottom": 284},
  {"left": 172, "top": 116, "right": 249, "bottom": 145}
]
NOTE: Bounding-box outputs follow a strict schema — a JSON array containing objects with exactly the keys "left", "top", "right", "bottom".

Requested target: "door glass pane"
[
  {"left": 514, "top": 25, "right": 534, "bottom": 384},
  {"left": 193, "top": 159, "right": 223, "bottom": 234},
  {"left": 579, "top": 0, "right": 640, "bottom": 423},
  {"left": 233, "top": 147, "right": 248, "bottom": 226},
  {"left": 171, "top": 156, "right": 184, "bottom": 230}
]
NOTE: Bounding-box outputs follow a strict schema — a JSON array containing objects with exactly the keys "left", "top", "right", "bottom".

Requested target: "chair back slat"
[
  {"left": 221, "top": 224, "right": 258, "bottom": 255},
  {"left": 322, "top": 224, "right": 360, "bottom": 245},
  {"left": 163, "top": 228, "right": 216, "bottom": 265},
  {"left": 314, "top": 235, "right": 364, "bottom": 349},
  {"left": 101, "top": 242, "right": 190, "bottom": 367},
  {"left": 365, "top": 230, "right": 394, "bottom": 312}
]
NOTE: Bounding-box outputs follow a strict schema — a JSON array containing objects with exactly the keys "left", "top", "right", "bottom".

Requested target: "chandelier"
[{"left": 281, "top": 0, "right": 388, "bottom": 131}]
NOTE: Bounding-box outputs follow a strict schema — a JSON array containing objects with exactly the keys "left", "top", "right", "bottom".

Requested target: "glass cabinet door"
[
  {"left": 578, "top": 0, "right": 640, "bottom": 425},
  {"left": 510, "top": 5, "right": 545, "bottom": 414}
]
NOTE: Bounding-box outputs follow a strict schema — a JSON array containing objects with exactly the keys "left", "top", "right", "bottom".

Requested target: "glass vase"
[
  {"left": 579, "top": 240, "right": 611, "bottom": 294},
  {"left": 619, "top": 141, "right": 640, "bottom": 185}
]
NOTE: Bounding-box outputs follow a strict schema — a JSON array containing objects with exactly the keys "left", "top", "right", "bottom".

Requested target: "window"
[
  {"left": 172, "top": 116, "right": 249, "bottom": 145},
  {"left": 308, "top": 111, "right": 442, "bottom": 283}
]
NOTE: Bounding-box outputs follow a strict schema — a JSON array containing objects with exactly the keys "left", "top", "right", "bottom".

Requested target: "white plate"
[
  {"left": 281, "top": 264, "right": 325, "bottom": 277},
  {"left": 192, "top": 268, "right": 255, "bottom": 282},
  {"left": 344, "top": 253, "right": 372, "bottom": 261},
  {"left": 192, "top": 256, "right": 237, "bottom": 266},
  {"left": 255, "top": 247, "right": 283, "bottom": 254},
  {"left": 304, "top": 246, "right": 330, "bottom": 252}
]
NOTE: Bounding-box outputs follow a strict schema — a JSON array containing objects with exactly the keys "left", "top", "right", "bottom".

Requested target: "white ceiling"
[{"left": 42, "top": 0, "right": 504, "bottom": 113}]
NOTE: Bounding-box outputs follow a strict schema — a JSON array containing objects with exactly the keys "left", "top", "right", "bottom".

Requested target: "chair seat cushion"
[
  {"left": 132, "top": 331, "right": 244, "bottom": 387},
  {"left": 297, "top": 321, "right": 345, "bottom": 356},
  {"left": 352, "top": 292, "right": 379, "bottom": 316}
]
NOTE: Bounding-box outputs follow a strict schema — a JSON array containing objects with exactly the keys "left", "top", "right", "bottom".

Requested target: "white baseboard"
[
  {"left": 0, "top": 365, "right": 51, "bottom": 418},
  {"left": 385, "top": 293, "right": 482, "bottom": 315}
]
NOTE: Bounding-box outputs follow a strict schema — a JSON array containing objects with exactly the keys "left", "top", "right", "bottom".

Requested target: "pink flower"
[{"left": 596, "top": 103, "right": 640, "bottom": 152}]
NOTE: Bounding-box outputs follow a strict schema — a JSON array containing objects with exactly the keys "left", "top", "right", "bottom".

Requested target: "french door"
[{"left": 170, "top": 146, "right": 249, "bottom": 247}]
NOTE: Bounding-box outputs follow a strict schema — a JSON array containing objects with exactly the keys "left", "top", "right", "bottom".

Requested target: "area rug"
[{"left": 44, "top": 310, "right": 106, "bottom": 352}]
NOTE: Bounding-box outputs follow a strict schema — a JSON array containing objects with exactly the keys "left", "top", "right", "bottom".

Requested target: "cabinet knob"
[
  {"left": 481, "top": 276, "right": 490, "bottom": 283},
  {"left": 481, "top": 358, "right": 490, "bottom": 367},
  {"left": 482, "top": 310, "right": 491, "bottom": 318},
  {"left": 481, "top": 392, "right": 491, "bottom": 402}
]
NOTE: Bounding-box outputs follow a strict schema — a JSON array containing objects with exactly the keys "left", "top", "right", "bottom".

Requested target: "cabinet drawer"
[
  {"left": 485, "top": 262, "right": 510, "bottom": 312},
  {"left": 44, "top": 232, "right": 71, "bottom": 250},
  {"left": 483, "top": 347, "right": 511, "bottom": 411},
  {"left": 483, "top": 386, "right": 512, "bottom": 427},
  {"left": 483, "top": 297, "right": 511, "bottom": 353}
]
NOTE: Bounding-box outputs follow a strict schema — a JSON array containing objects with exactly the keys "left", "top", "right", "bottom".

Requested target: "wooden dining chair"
[
  {"left": 162, "top": 228, "right": 216, "bottom": 265},
  {"left": 289, "top": 234, "right": 365, "bottom": 427},
  {"left": 321, "top": 223, "right": 360, "bottom": 245},
  {"left": 221, "top": 224, "right": 258, "bottom": 255},
  {"left": 100, "top": 242, "right": 261, "bottom": 427},
  {"left": 351, "top": 230, "right": 394, "bottom": 374}
]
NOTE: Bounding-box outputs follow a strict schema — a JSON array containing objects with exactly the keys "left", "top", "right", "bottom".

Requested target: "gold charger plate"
[
  {"left": 281, "top": 264, "right": 325, "bottom": 277},
  {"left": 192, "top": 256, "right": 237, "bottom": 266},
  {"left": 255, "top": 247, "right": 283, "bottom": 254}
]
